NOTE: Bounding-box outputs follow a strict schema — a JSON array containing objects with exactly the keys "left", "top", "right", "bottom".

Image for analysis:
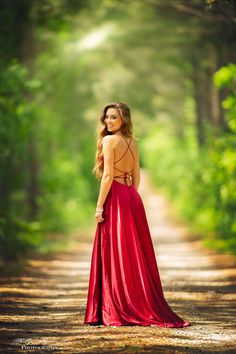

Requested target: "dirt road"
[{"left": 0, "top": 171, "right": 236, "bottom": 353}]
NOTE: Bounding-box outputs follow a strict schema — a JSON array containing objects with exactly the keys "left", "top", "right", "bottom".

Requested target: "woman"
[{"left": 84, "top": 101, "right": 191, "bottom": 328}]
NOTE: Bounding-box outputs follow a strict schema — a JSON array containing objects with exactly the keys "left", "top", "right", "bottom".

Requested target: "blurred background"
[{"left": 0, "top": 0, "right": 235, "bottom": 260}]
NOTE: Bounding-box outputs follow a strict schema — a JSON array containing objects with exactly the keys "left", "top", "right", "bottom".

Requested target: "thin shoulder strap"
[{"left": 121, "top": 135, "right": 135, "bottom": 160}]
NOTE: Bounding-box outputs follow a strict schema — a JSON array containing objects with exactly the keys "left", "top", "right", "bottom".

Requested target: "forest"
[{"left": 0, "top": 0, "right": 236, "bottom": 259}]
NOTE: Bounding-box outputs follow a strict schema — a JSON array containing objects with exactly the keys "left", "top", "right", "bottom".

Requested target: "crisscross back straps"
[{"left": 114, "top": 136, "right": 135, "bottom": 164}]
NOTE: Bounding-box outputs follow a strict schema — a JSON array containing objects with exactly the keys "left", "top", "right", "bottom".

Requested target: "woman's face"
[{"left": 104, "top": 108, "right": 123, "bottom": 134}]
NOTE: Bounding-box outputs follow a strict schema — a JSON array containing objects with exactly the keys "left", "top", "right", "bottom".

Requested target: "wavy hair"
[{"left": 93, "top": 101, "right": 133, "bottom": 179}]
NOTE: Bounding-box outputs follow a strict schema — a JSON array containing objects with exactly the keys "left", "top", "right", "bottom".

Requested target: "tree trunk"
[
  {"left": 26, "top": 137, "right": 40, "bottom": 220},
  {"left": 192, "top": 60, "right": 205, "bottom": 147}
]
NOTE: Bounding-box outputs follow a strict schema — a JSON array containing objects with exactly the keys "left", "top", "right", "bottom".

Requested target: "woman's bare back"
[{"left": 112, "top": 134, "right": 138, "bottom": 186}]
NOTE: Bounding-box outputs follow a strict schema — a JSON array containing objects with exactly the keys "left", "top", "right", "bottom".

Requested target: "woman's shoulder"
[
  {"left": 102, "top": 134, "right": 117, "bottom": 145},
  {"left": 102, "top": 134, "right": 116, "bottom": 142},
  {"left": 102, "top": 135, "right": 118, "bottom": 149},
  {"left": 102, "top": 133, "right": 137, "bottom": 146}
]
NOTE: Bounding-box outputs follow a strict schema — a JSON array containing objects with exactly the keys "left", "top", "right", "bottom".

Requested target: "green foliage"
[
  {"left": 0, "top": 216, "right": 44, "bottom": 260},
  {"left": 213, "top": 64, "right": 236, "bottom": 89},
  {"left": 38, "top": 153, "right": 94, "bottom": 232},
  {"left": 0, "top": 58, "right": 95, "bottom": 259},
  {"left": 0, "top": 59, "right": 43, "bottom": 259},
  {"left": 210, "top": 64, "right": 236, "bottom": 248},
  {"left": 141, "top": 64, "right": 236, "bottom": 254},
  {"left": 214, "top": 64, "right": 236, "bottom": 133},
  {"left": 141, "top": 130, "right": 236, "bottom": 254},
  {"left": 1, "top": 0, "right": 235, "bottom": 259}
]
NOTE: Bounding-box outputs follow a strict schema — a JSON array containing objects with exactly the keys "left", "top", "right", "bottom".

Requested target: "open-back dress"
[{"left": 84, "top": 135, "right": 191, "bottom": 328}]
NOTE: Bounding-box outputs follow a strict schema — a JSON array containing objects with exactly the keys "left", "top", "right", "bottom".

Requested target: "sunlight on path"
[{"left": 0, "top": 170, "right": 235, "bottom": 353}]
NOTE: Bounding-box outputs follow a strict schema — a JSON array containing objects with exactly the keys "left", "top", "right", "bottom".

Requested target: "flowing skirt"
[{"left": 84, "top": 179, "right": 191, "bottom": 328}]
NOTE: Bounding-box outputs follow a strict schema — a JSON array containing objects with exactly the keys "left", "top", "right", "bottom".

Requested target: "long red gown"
[{"left": 84, "top": 136, "right": 191, "bottom": 328}]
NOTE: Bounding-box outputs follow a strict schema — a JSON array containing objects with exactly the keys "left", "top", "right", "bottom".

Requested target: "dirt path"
[{"left": 0, "top": 170, "right": 236, "bottom": 353}]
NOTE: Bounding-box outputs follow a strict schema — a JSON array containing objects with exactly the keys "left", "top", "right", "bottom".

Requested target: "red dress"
[{"left": 84, "top": 136, "right": 191, "bottom": 328}]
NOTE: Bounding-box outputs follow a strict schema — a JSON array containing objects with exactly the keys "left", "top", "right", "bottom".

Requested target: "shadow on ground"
[{"left": 0, "top": 171, "right": 235, "bottom": 353}]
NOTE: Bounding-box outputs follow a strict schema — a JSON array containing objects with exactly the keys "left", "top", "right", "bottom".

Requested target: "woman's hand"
[{"left": 95, "top": 207, "right": 104, "bottom": 223}]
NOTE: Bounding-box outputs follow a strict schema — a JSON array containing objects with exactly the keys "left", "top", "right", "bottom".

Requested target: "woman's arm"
[
  {"left": 132, "top": 142, "right": 140, "bottom": 191},
  {"left": 95, "top": 135, "right": 115, "bottom": 222}
]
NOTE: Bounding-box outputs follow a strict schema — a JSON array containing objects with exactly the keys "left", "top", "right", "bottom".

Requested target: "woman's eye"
[{"left": 105, "top": 116, "right": 117, "bottom": 119}]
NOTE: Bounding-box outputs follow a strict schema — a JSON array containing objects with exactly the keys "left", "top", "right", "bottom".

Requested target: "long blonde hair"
[{"left": 93, "top": 101, "right": 133, "bottom": 179}]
